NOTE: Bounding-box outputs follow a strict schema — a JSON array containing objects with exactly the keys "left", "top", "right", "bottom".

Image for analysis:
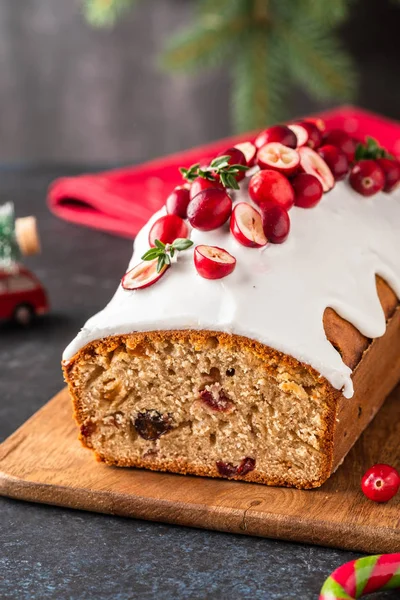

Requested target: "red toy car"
[{"left": 0, "top": 264, "right": 49, "bottom": 325}]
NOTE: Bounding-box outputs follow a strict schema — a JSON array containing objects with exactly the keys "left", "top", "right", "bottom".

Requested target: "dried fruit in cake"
[
  {"left": 256, "top": 142, "right": 300, "bottom": 175},
  {"left": 133, "top": 409, "right": 173, "bottom": 440},
  {"left": 187, "top": 188, "right": 232, "bottom": 231},
  {"left": 230, "top": 202, "right": 267, "bottom": 248},
  {"left": 216, "top": 457, "right": 256, "bottom": 478},
  {"left": 194, "top": 245, "right": 236, "bottom": 279},
  {"left": 199, "top": 387, "right": 234, "bottom": 412},
  {"left": 376, "top": 158, "right": 400, "bottom": 192},
  {"left": 322, "top": 129, "right": 356, "bottom": 162},
  {"left": 234, "top": 141, "right": 257, "bottom": 166},
  {"left": 248, "top": 170, "right": 295, "bottom": 211},
  {"left": 349, "top": 160, "right": 385, "bottom": 196},
  {"left": 148, "top": 215, "right": 188, "bottom": 247},
  {"left": 361, "top": 463, "right": 400, "bottom": 502},
  {"left": 166, "top": 185, "right": 191, "bottom": 218},
  {"left": 255, "top": 125, "right": 297, "bottom": 149},
  {"left": 261, "top": 204, "right": 290, "bottom": 244},
  {"left": 291, "top": 173, "right": 323, "bottom": 208},
  {"left": 318, "top": 145, "right": 349, "bottom": 181},
  {"left": 298, "top": 147, "right": 334, "bottom": 192},
  {"left": 122, "top": 259, "right": 170, "bottom": 290}
]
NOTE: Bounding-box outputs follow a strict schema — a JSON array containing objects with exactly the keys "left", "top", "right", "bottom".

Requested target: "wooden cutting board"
[{"left": 0, "top": 387, "right": 399, "bottom": 553}]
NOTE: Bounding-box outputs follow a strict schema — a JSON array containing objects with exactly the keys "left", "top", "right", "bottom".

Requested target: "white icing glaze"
[{"left": 63, "top": 180, "right": 400, "bottom": 398}]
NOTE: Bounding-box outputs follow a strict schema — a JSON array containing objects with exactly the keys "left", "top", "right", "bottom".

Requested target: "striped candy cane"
[{"left": 319, "top": 553, "right": 400, "bottom": 599}]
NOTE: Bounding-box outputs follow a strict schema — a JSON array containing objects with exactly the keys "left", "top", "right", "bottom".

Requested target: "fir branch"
[
  {"left": 277, "top": 16, "right": 356, "bottom": 101},
  {"left": 83, "top": 0, "right": 138, "bottom": 27},
  {"left": 0, "top": 202, "right": 20, "bottom": 266},
  {"left": 142, "top": 238, "right": 193, "bottom": 273},
  {"left": 355, "top": 136, "right": 393, "bottom": 161}
]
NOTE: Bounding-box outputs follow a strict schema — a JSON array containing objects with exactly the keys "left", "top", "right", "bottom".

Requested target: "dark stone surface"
[{"left": 0, "top": 169, "right": 396, "bottom": 600}]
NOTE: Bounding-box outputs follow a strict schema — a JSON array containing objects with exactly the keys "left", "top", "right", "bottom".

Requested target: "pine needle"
[{"left": 83, "top": 0, "right": 138, "bottom": 27}]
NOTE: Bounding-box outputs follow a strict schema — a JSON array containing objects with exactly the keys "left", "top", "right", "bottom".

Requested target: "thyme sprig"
[
  {"left": 180, "top": 155, "right": 248, "bottom": 190},
  {"left": 355, "top": 136, "right": 393, "bottom": 161},
  {"left": 141, "top": 237, "right": 193, "bottom": 273}
]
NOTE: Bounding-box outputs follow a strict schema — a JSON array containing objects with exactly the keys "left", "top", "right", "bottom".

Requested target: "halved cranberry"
[
  {"left": 133, "top": 409, "right": 173, "bottom": 440},
  {"left": 255, "top": 125, "right": 297, "bottom": 149}
]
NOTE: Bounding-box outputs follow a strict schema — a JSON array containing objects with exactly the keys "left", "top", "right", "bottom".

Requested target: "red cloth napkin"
[{"left": 48, "top": 106, "right": 400, "bottom": 238}]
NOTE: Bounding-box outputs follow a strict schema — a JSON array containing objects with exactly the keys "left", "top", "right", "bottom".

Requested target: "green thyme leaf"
[
  {"left": 173, "top": 238, "right": 194, "bottom": 251},
  {"left": 211, "top": 155, "right": 231, "bottom": 168},
  {"left": 142, "top": 247, "right": 161, "bottom": 261},
  {"left": 154, "top": 238, "right": 165, "bottom": 249},
  {"left": 157, "top": 255, "right": 166, "bottom": 273}
]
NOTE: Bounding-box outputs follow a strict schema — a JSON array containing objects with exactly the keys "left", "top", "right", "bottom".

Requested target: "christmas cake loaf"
[{"left": 63, "top": 123, "right": 400, "bottom": 489}]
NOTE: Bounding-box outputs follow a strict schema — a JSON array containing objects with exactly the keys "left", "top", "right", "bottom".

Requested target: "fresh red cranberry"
[
  {"left": 256, "top": 143, "right": 300, "bottom": 175},
  {"left": 190, "top": 176, "right": 222, "bottom": 200},
  {"left": 349, "top": 160, "right": 385, "bottom": 196},
  {"left": 261, "top": 203, "right": 290, "bottom": 243},
  {"left": 194, "top": 245, "right": 236, "bottom": 279},
  {"left": 133, "top": 410, "right": 173, "bottom": 440},
  {"left": 322, "top": 129, "right": 357, "bottom": 162},
  {"left": 230, "top": 202, "right": 267, "bottom": 248},
  {"left": 317, "top": 145, "right": 349, "bottom": 181},
  {"left": 297, "top": 121, "right": 322, "bottom": 149},
  {"left": 148, "top": 214, "right": 188, "bottom": 246},
  {"left": 291, "top": 173, "right": 323, "bottom": 208},
  {"left": 200, "top": 387, "right": 233, "bottom": 412},
  {"left": 376, "top": 158, "right": 400, "bottom": 192},
  {"left": 166, "top": 185, "right": 191, "bottom": 218},
  {"left": 361, "top": 463, "right": 400, "bottom": 502},
  {"left": 216, "top": 147, "right": 247, "bottom": 181},
  {"left": 187, "top": 188, "right": 232, "bottom": 231},
  {"left": 255, "top": 125, "right": 297, "bottom": 149},
  {"left": 248, "top": 170, "right": 295, "bottom": 211}
]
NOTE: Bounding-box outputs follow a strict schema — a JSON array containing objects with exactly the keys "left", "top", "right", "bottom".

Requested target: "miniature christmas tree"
[
  {"left": 0, "top": 203, "right": 20, "bottom": 268},
  {"left": 83, "top": 0, "right": 357, "bottom": 130}
]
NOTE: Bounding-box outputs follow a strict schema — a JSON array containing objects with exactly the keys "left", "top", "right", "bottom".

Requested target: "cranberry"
[
  {"left": 216, "top": 147, "right": 247, "bottom": 181},
  {"left": 349, "top": 160, "right": 385, "bottom": 196},
  {"left": 80, "top": 420, "right": 96, "bottom": 437},
  {"left": 261, "top": 203, "right": 290, "bottom": 244},
  {"left": 255, "top": 125, "right": 297, "bottom": 149},
  {"left": 194, "top": 245, "right": 236, "bottom": 279},
  {"left": 298, "top": 147, "right": 334, "bottom": 192},
  {"left": 148, "top": 214, "right": 188, "bottom": 247},
  {"left": 361, "top": 463, "right": 400, "bottom": 502},
  {"left": 322, "top": 129, "right": 357, "bottom": 162},
  {"left": 256, "top": 142, "right": 300, "bottom": 175},
  {"left": 122, "top": 259, "right": 169, "bottom": 290},
  {"left": 190, "top": 176, "right": 222, "bottom": 200},
  {"left": 133, "top": 409, "right": 173, "bottom": 440},
  {"left": 297, "top": 121, "right": 322, "bottom": 149},
  {"left": 234, "top": 141, "right": 257, "bottom": 166},
  {"left": 248, "top": 170, "right": 295, "bottom": 211},
  {"left": 187, "top": 188, "right": 232, "bottom": 231},
  {"left": 291, "top": 173, "right": 323, "bottom": 208},
  {"left": 317, "top": 145, "right": 349, "bottom": 181},
  {"left": 200, "top": 387, "right": 233, "bottom": 412},
  {"left": 216, "top": 457, "right": 256, "bottom": 478},
  {"left": 166, "top": 185, "right": 191, "bottom": 218},
  {"left": 230, "top": 202, "right": 267, "bottom": 248},
  {"left": 376, "top": 158, "right": 400, "bottom": 192}
]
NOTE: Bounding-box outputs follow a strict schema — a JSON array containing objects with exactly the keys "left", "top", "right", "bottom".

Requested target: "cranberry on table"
[
  {"left": 190, "top": 176, "right": 222, "bottom": 200},
  {"left": 322, "top": 129, "right": 357, "bottom": 163},
  {"left": 318, "top": 145, "right": 349, "bottom": 181},
  {"left": 254, "top": 124, "right": 297, "bottom": 149},
  {"left": 291, "top": 173, "right": 323, "bottom": 208},
  {"left": 148, "top": 214, "right": 188, "bottom": 246},
  {"left": 187, "top": 188, "right": 232, "bottom": 231},
  {"left": 230, "top": 202, "right": 267, "bottom": 248},
  {"left": 256, "top": 142, "right": 300, "bottom": 175},
  {"left": 249, "top": 170, "right": 295, "bottom": 211},
  {"left": 165, "top": 185, "right": 191, "bottom": 218},
  {"left": 194, "top": 245, "right": 236, "bottom": 279},
  {"left": 349, "top": 160, "right": 385, "bottom": 196},
  {"left": 376, "top": 157, "right": 400, "bottom": 192},
  {"left": 361, "top": 463, "right": 400, "bottom": 502},
  {"left": 261, "top": 203, "right": 290, "bottom": 244}
]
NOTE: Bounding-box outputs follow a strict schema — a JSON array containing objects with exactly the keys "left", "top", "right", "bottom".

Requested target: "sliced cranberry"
[
  {"left": 133, "top": 409, "right": 173, "bottom": 440},
  {"left": 200, "top": 387, "right": 233, "bottom": 412}
]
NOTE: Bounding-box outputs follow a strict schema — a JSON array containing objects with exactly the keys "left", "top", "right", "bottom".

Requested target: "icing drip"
[{"left": 63, "top": 181, "right": 400, "bottom": 398}]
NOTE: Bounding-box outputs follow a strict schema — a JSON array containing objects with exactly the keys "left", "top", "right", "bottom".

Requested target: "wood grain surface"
[{"left": 0, "top": 387, "right": 399, "bottom": 554}]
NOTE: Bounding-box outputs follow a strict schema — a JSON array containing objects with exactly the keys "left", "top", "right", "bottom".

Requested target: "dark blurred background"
[{"left": 1, "top": 0, "right": 400, "bottom": 165}]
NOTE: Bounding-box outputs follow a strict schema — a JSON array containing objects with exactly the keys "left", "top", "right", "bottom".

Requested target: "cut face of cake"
[{"left": 63, "top": 128, "right": 400, "bottom": 489}]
